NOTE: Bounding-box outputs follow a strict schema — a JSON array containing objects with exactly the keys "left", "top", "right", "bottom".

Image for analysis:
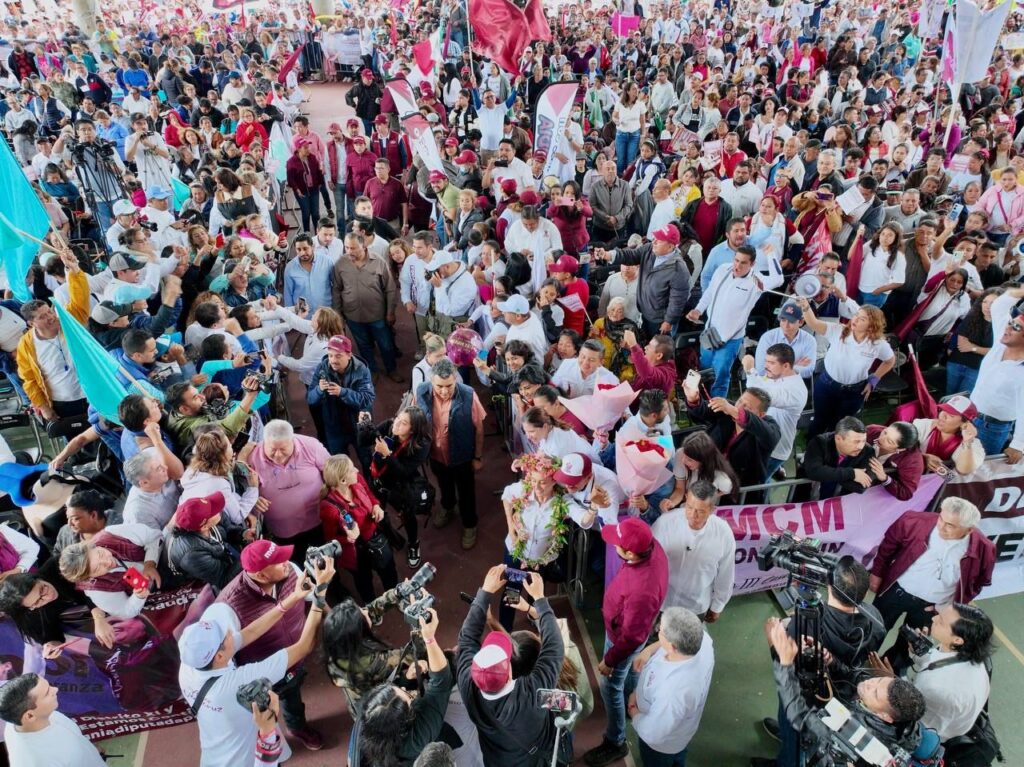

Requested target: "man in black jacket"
[
  {"left": 801, "top": 416, "right": 875, "bottom": 498},
  {"left": 682, "top": 386, "right": 781, "bottom": 493},
  {"left": 168, "top": 491, "right": 242, "bottom": 593},
  {"left": 457, "top": 566, "right": 562, "bottom": 767}
]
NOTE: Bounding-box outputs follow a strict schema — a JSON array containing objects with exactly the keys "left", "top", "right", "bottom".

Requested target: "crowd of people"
[{"left": 0, "top": 0, "right": 1020, "bottom": 765}]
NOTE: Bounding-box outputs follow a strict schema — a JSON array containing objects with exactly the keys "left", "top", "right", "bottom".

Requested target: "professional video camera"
[
  {"left": 67, "top": 136, "right": 116, "bottom": 160},
  {"left": 394, "top": 563, "right": 437, "bottom": 627},
  {"left": 808, "top": 697, "right": 922, "bottom": 767},
  {"left": 757, "top": 531, "right": 838, "bottom": 589}
]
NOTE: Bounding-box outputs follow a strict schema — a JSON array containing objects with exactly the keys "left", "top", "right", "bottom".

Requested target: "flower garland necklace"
[{"left": 509, "top": 454, "right": 572, "bottom": 569}]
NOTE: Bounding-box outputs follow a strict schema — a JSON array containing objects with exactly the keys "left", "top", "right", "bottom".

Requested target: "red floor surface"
[{"left": 138, "top": 78, "right": 616, "bottom": 767}]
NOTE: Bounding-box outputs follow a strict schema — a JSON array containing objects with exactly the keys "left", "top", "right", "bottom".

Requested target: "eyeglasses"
[{"left": 1010, "top": 320, "right": 1023, "bottom": 333}]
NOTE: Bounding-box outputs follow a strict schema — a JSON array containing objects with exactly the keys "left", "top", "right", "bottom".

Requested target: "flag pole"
[
  {"left": 12, "top": 226, "right": 60, "bottom": 253},
  {"left": 465, "top": 0, "right": 474, "bottom": 78}
]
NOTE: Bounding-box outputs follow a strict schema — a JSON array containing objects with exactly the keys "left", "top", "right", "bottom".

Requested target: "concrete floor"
[{"left": 13, "top": 78, "right": 1024, "bottom": 767}]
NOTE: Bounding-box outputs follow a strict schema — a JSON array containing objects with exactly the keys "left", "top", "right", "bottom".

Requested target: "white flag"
[
  {"left": 401, "top": 115, "right": 444, "bottom": 174},
  {"left": 954, "top": 0, "right": 1013, "bottom": 85}
]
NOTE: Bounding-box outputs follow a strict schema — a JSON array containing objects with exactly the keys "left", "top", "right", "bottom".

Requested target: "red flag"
[
  {"left": 277, "top": 44, "right": 305, "bottom": 84},
  {"left": 894, "top": 270, "right": 946, "bottom": 342},
  {"left": 844, "top": 234, "right": 865, "bottom": 299},
  {"left": 887, "top": 346, "right": 937, "bottom": 423},
  {"left": 412, "top": 40, "right": 434, "bottom": 76},
  {"left": 390, "top": 11, "right": 398, "bottom": 47},
  {"left": 469, "top": 0, "right": 552, "bottom": 75},
  {"left": 796, "top": 218, "right": 832, "bottom": 275}
]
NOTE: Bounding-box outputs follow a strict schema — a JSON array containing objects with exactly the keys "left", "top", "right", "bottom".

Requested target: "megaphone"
[{"left": 793, "top": 273, "right": 823, "bottom": 298}]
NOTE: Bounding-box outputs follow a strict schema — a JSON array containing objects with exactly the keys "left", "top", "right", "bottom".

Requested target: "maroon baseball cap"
[
  {"left": 470, "top": 631, "right": 513, "bottom": 694},
  {"left": 455, "top": 149, "right": 478, "bottom": 165},
  {"left": 176, "top": 492, "right": 225, "bottom": 533},
  {"left": 520, "top": 190, "right": 541, "bottom": 206},
  {"left": 328, "top": 335, "right": 352, "bottom": 354},
  {"left": 374, "top": 114, "right": 389, "bottom": 125},
  {"left": 548, "top": 254, "right": 579, "bottom": 275},
  {"left": 346, "top": 118, "right": 360, "bottom": 128},
  {"left": 601, "top": 518, "right": 654, "bottom": 554},
  {"left": 938, "top": 394, "right": 978, "bottom": 421},
  {"left": 240, "top": 540, "right": 294, "bottom": 573},
  {"left": 444, "top": 136, "right": 459, "bottom": 147},
  {"left": 428, "top": 169, "right": 447, "bottom": 183},
  {"left": 500, "top": 178, "right": 517, "bottom": 195},
  {"left": 653, "top": 225, "right": 680, "bottom": 246},
  {"left": 360, "top": 68, "right": 374, "bottom": 78}
]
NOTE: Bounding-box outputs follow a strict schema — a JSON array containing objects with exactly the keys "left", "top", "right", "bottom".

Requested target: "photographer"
[
  {"left": 54, "top": 120, "right": 127, "bottom": 233},
  {"left": 307, "top": 335, "right": 377, "bottom": 462},
  {"left": 357, "top": 608, "right": 456, "bottom": 766},
  {"left": 763, "top": 617, "right": 927, "bottom": 767},
  {"left": 179, "top": 553, "right": 333, "bottom": 767},
  {"left": 126, "top": 112, "right": 173, "bottom": 191},
  {"left": 458, "top": 565, "right": 563, "bottom": 766}
]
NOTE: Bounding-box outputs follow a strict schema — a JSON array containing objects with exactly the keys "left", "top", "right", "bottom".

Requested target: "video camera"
[
  {"left": 392, "top": 563, "right": 437, "bottom": 628},
  {"left": 757, "top": 531, "right": 838, "bottom": 590},
  {"left": 810, "top": 697, "right": 919, "bottom": 767},
  {"left": 67, "top": 136, "right": 117, "bottom": 160}
]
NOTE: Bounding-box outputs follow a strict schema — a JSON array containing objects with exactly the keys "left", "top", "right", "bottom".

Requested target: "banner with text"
[
  {"left": 533, "top": 83, "right": 578, "bottom": 181},
  {"left": 401, "top": 114, "right": 445, "bottom": 173},
  {"left": 385, "top": 79, "right": 419, "bottom": 118},
  {"left": 942, "top": 459, "right": 1024, "bottom": 600}
]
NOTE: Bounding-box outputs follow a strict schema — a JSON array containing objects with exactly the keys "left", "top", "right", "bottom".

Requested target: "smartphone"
[
  {"left": 296, "top": 297, "right": 308, "bottom": 314},
  {"left": 123, "top": 567, "right": 149, "bottom": 591},
  {"left": 685, "top": 369, "right": 702, "bottom": 390},
  {"left": 537, "top": 688, "right": 579, "bottom": 713},
  {"left": 947, "top": 203, "right": 964, "bottom": 221},
  {"left": 215, "top": 232, "right": 225, "bottom": 248},
  {"left": 815, "top": 191, "right": 833, "bottom": 201},
  {"left": 341, "top": 511, "right": 356, "bottom": 528},
  {"left": 476, "top": 348, "right": 489, "bottom": 361},
  {"left": 504, "top": 567, "right": 528, "bottom": 606}
]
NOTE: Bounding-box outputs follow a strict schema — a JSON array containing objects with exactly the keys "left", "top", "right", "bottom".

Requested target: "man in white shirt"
[
  {"left": 140, "top": 185, "right": 189, "bottom": 252},
  {"left": 554, "top": 452, "right": 628, "bottom": 527},
  {"left": 968, "top": 288, "right": 1024, "bottom": 459},
  {"left": 652, "top": 480, "right": 735, "bottom": 622},
  {"left": 495, "top": 294, "right": 549, "bottom": 361},
  {"left": 178, "top": 560, "right": 331, "bottom": 767},
  {"left": 430, "top": 252, "right": 480, "bottom": 324},
  {"left": 720, "top": 160, "right": 764, "bottom": 219},
  {"left": 122, "top": 450, "right": 181, "bottom": 531},
  {"left": 742, "top": 345, "right": 809, "bottom": 479},
  {"left": 105, "top": 200, "right": 141, "bottom": 254},
  {"left": 629, "top": 607, "right": 714, "bottom": 766},
  {"left": 552, "top": 340, "right": 616, "bottom": 398},
  {"left": 483, "top": 139, "right": 534, "bottom": 199},
  {"left": 906, "top": 603, "right": 993, "bottom": 745},
  {"left": 646, "top": 179, "right": 677, "bottom": 238},
  {"left": 503, "top": 206, "right": 563, "bottom": 281},
  {"left": 0, "top": 674, "right": 106, "bottom": 767}
]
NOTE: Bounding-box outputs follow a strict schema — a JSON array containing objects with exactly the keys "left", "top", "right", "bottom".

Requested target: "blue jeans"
[
  {"left": 615, "top": 129, "right": 641, "bottom": 176},
  {"left": 765, "top": 457, "right": 785, "bottom": 481},
  {"left": 945, "top": 362, "right": 980, "bottom": 397},
  {"left": 348, "top": 318, "right": 397, "bottom": 374},
  {"left": 858, "top": 291, "right": 888, "bottom": 308},
  {"left": 639, "top": 740, "right": 688, "bottom": 767},
  {"left": 700, "top": 337, "right": 743, "bottom": 398},
  {"left": 333, "top": 183, "right": 350, "bottom": 231},
  {"left": 973, "top": 415, "right": 1012, "bottom": 457},
  {"left": 296, "top": 192, "right": 320, "bottom": 232},
  {"left": 95, "top": 200, "right": 116, "bottom": 245},
  {"left": 776, "top": 695, "right": 800, "bottom": 767},
  {"left": 600, "top": 636, "right": 640, "bottom": 745}
]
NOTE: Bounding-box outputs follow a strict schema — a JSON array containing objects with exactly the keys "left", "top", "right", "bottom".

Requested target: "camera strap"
[{"left": 189, "top": 675, "right": 224, "bottom": 717}]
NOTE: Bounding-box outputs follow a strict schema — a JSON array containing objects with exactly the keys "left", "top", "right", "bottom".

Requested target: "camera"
[
  {"left": 537, "top": 688, "right": 579, "bottom": 713},
  {"left": 756, "top": 531, "right": 837, "bottom": 589},
  {"left": 503, "top": 567, "right": 528, "bottom": 607},
  {"left": 394, "top": 563, "right": 437, "bottom": 627},
  {"left": 202, "top": 386, "right": 233, "bottom": 419},
  {"left": 812, "top": 697, "right": 916, "bottom": 767},
  {"left": 236, "top": 678, "right": 272, "bottom": 713},
  {"left": 249, "top": 370, "right": 275, "bottom": 393},
  {"left": 304, "top": 540, "right": 342, "bottom": 578},
  {"left": 900, "top": 625, "right": 933, "bottom": 658},
  {"left": 139, "top": 220, "right": 158, "bottom": 232}
]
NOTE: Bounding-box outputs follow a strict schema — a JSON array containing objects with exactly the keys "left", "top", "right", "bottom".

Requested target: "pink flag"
[
  {"left": 796, "top": 218, "right": 832, "bottom": 275},
  {"left": 941, "top": 14, "right": 955, "bottom": 85},
  {"left": 412, "top": 40, "right": 434, "bottom": 76},
  {"left": 610, "top": 12, "right": 640, "bottom": 38}
]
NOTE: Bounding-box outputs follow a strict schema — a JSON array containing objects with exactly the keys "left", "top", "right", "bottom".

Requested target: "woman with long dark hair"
[
  {"left": 946, "top": 287, "right": 1004, "bottom": 395},
  {"left": 660, "top": 431, "right": 741, "bottom": 512},
  {"left": 856, "top": 222, "right": 906, "bottom": 307},
  {"left": 363, "top": 407, "right": 432, "bottom": 569}
]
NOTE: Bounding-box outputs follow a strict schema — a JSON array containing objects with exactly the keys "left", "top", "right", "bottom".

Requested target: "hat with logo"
[
  {"left": 652, "top": 225, "right": 680, "bottom": 246},
  {"left": 553, "top": 453, "right": 592, "bottom": 487},
  {"left": 176, "top": 491, "right": 226, "bottom": 533},
  {"left": 428, "top": 169, "right": 447, "bottom": 184},
  {"left": 426, "top": 252, "right": 455, "bottom": 272},
  {"left": 938, "top": 394, "right": 978, "bottom": 421},
  {"left": 360, "top": 68, "right": 374, "bottom": 78},
  {"left": 346, "top": 118, "right": 360, "bottom": 128},
  {"left": 240, "top": 539, "right": 295, "bottom": 573},
  {"left": 601, "top": 517, "right": 654, "bottom": 554},
  {"left": 113, "top": 200, "right": 138, "bottom": 217},
  {"left": 352, "top": 135, "right": 367, "bottom": 145},
  {"left": 443, "top": 136, "right": 459, "bottom": 147},
  {"left": 108, "top": 252, "right": 145, "bottom": 272},
  {"left": 327, "top": 335, "right": 353, "bottom": 354},
  {"left": 178, "top": 603, "right": 243, "bottom": 668},
  {"left": 374, "top": 114, "right": 389, "bottom": 125},
  {"left": 778, "top": 302, "right": 804, "bottom": 322},
  {"left": 470, "top": 631, "right": 513, "bottom": 694}
]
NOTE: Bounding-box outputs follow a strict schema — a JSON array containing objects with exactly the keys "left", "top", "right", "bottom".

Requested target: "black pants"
[
  {"left": 272, "top": 666, "right": 309, "bottom": 731},
  {"left": 874, "top": 583, "right": 932, "bottom": 674},
  {"left": 273, "top": 525, "right": 325, "bottom": 568},
  {"left": 429, "top": 458, "right": 477, "bottom": 528},
  {"left": 809, "top": 372, "right": 866, "bottom": 437},
  {"left": 349, "top": 542, "right": 399, "bottom": 603}
]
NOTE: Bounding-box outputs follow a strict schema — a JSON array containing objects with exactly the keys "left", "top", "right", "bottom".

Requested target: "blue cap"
[
  {"left": 155, "top": 335, "right": 173, "bottom": 355},
  {"left": 228, "top": 70, "right": 242, "bottom": 79},
  {"left": 146, "top": 184, "right": 171, "bottom": 200}
]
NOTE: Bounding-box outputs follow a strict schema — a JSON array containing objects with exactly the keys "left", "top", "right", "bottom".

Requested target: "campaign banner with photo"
[
  {"left": 0, "top": 585, "right": 203, "bottom": 739},
  {"left": 401, "top": 114, "right": 445, "bottom": 173},
  {"left": 942, "top": 460, "right": 1024, "bottom": 600},
  {"left": 532, "top": 83, "right": 578, "bottom": 181}
]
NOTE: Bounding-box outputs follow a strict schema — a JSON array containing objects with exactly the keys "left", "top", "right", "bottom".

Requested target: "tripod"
[
  {"left": 71, "top": 141, "right": 129, "bottom": 250},
  {"left": 788, "top": 578, "right": 832, "bottom": 703}
]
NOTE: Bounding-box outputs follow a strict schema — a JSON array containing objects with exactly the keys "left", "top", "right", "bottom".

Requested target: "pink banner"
[
  {"left": 385, "top": 79, "right": 419, "bottom": 117},
  {"left": 610, "top": 12, "right": 640, "bottom": 37},
  {"left": 532, "top": 82, "right": 578, "bottom": 179}
]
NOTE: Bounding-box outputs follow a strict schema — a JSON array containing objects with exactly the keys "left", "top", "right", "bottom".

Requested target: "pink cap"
[
  {"left": 327, "top": 335, "right": 352, "bottom": 354},
  {"left": 653, "top": 225, "right": 680, "bottom": 246},
  {"left": 470, "top": 632, "right": 513, "bottom": 693}
]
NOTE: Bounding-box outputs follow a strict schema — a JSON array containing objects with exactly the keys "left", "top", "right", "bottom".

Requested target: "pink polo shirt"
[{"left": 250, "top": 435, "right": 330, "bottom": 539}]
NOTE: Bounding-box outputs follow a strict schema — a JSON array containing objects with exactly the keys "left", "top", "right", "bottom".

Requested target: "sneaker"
[
  {"left": 287, "top": 725, "right": 324, "bottom": 751},
  {"left": 461, "top": 527, "right": 477, "bottom": 550},
  {"left": 750, "top": 759, "right": 777, "bottom": 767},
  {"left": 432, "top": 505, "right": 455, "bottom": 529},
  {"left": 762, "top": 718, "right": 781, "bottom": 742},
  {"left": 583, "top": 739, "right": 628, "bottom": 767},
  {"left": 407, "top": 543, "right": 422, "bottom": 568}
]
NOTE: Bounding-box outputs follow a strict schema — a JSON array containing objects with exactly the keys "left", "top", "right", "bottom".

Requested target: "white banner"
[
  {"left": 401, "top": 114, "right": 444, "bottom": 173},
  {"left": 954, "top": 0, "right": 1014, "bottom": 85},
  {"left": 386, "top": 79, "right": 419, "bottom": 118},
  {"left": 532, "top": 83, "right": 578, "bottom": 180}
]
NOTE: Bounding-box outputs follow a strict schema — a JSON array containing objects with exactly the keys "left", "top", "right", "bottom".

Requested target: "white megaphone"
[{"left": 762, "top": 273, "right": 822, "bottom": 301}]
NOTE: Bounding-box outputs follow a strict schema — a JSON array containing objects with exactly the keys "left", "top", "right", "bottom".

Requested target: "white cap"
[
  {"left": 178, "top": 603, "right": 242, "bottom": 669},
  {"left": 496, "top": 294, "right": 530, "bottom": 315}
]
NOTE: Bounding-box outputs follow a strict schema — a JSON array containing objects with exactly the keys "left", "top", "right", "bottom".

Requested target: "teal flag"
[
  {"left": 0, "top": 139, "right": 51, "bottom": 301},
  {"left": 171, "top": 176, "right": 191, "bottom": 212},
  {"left": 52, "top": 301, "right": 129, "bottom": 425}
]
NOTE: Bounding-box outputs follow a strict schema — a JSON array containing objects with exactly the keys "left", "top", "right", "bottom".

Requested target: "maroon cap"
[
  {"left": 938, "top": 394, "right": 978, "bottom": 421},
  {"left": 346, "top": 118, "right": 360, "bottom": 128},
  {"left": 328, "top": 335, "right": 352, "bottom": 354},
  {"left": 548, "top": 254, "right": 579, "bottom": 275},
  {"left": 428, "top": 169, "right": 447, "bottom": 183},
  {"left": 500, "top": 178, "right": 517, "bottom": 195},
  {"left": 241, "top": 540, "right": 295, "bottom": 573},
  {"left": 455, "top": 149, "right": 478, "bottom": 165},
  {"left": 374, "top": 114, "right": 389, "bottom": 125},
  {"left": 444, "top": 136, "right": 459, "bottom": 147},
  {"left": 532, "top": 150, "right": 547, "bottom": 162},
  {"left": 327, "top": 122, "right": 342, "bottom": 133},
  {"left": 352, "top": 135, "right": 367, "bottom": 145},
  {"left": 360, "top": 68, "right": 374, "bottom": 78},
  {"left": 653, "top": 225, "right": 680, "bottom": 246},
  {"left": 519, "top": 190, "right": 541, "bottom": 206},
  {"left": 176, "top": 491, "right": 225, "bottom": 532},
  {"left": 601, "top": 517, "right": 654, "bottom": 554},
  {"left": 419, "top": 81, "right": 434, "bottom": 96},
  {"left": 470, "top": 631, "right": 513, "bottom": 693}
]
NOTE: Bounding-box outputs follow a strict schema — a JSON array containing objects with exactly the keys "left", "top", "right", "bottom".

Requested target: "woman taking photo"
[
  {"left": 363, "top": 407, "right": 432, "bottom": 569},
  {"left": 912, "top": 395, "right": 985, "bottom": 476},
  {"left": 796, "top": 300, "right": 896, "bottom": 437},
  {"left": 855, "top": 223, "right": 906, "bottom": 307},
  {"left": 612, "top": 80, "right": 646, "bottom": 175},
  {"left": 946, "top": 287, "right": 1003, "bottom": 395},
  {"left": 320, "top": 454, "right": 399, "bottom": 604},
  {"left": 548, "top": 180, "right": 592, "bottom": 257},
  {"left": 178, "top": 429, "right": 261, "bottom": 537},
  {"left": 659, "top": 431, "right": 740, "bottom": 512}
]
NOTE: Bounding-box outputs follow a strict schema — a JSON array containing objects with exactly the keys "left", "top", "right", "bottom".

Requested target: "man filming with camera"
[
  {"left": 53, "top": 119, "right": 127, "bottom": 234},
  {"left": 178, "top": 549, "right": 334, "bottom": 767},
  {"left": 763, "top": 617, "right": 927, "bottom": 767}
]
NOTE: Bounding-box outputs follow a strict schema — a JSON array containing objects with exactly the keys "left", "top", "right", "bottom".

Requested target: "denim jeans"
[
  {"left": 94, "top": 200, "right": 116, "bottom": 244},
  {"left": 700, "top": 337, "right": 743, "bottom": 398},
  {"left": 765, "top": 457, "right": 785, "bottom": 482},
  {"left": 973, "top": 415, "right": 1012, "bottom": 457},
  {"left": 639, "top": 739, "right": 688, "bottom": 767},
  {"left": 333, "top": 183, "right": 350, "bottom": 231},
  {"left": 945, "top": 362, "right": 980, "bottom": 397},
  {"left": 615, "top": 129, "right": 641, "bottom": 176},
  {"left": 296, "top": 192, "right": 320, "bottom": 232},
  {"left": 600, "top": 636, "right": 640, "bottom": 745},
  {"left": 348, "top": 318, "right": 397, "bottom": 374},
  {"left": 858, "top": 291, "right": 888, "bottom": 308}
]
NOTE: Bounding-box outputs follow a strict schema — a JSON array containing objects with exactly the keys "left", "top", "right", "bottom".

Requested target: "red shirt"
[
  {"left": 319, "top": 477, "right": 381, "bottom": 571},
  {"left": 720, "top": 149, "right": 747, "bottom": 179},
  {"left": 692, "top": 198, "right": 720, "bottom": 253},
  {"left": 364, "top": 175, "right": 408, "bottom": 222},
  {"left": 561, "top": 277, "right": 590, "bottom": 336}
]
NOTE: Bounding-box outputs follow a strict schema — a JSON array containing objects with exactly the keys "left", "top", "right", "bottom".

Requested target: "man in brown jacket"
[{"left": 331, "top": 232, "right": 404, "bottom": 382}]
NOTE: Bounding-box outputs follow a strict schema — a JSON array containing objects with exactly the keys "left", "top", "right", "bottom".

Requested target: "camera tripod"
[
  {"left": 70, "top": 140, "right": 130, "bottom": 251},
  {"left": 789, "top": 578, "right": 832, "bottom": 703}
]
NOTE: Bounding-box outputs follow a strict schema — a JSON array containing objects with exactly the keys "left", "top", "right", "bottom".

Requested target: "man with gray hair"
[
  {"left": 414, "top": 357, "right": 487, "bottom": 549},
  {"left": 628, "top": 606, "right": 714, "bottom": 766},
  {"left": 869, "top": 498, "right": 996, "bottom": 671},
  {"left": 122, "top": 450, "right": 181, "bottom": 531}
]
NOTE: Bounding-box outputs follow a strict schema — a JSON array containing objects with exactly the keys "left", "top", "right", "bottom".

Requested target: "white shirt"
[
  {"left": 552, "top": 359, "right": 617, "bottom": 399},
  {"left": 503, "top": 218, "right": 563, "bottom": 265},
  {"left": 909, "top": 648, "right": 990, "bottom": 741},
  {"left": 33, "top": 331, "right": 85, "bottom": 402},
  {"left": 971, "top": 292, "right": 1024, "bottom": 451},
  {"left": 4, "top": 711, "right": 106, "bottom": 767},
  {"left": 632, "top": 636, "right": 715, "bottom": 753},
  {"left": 435, "top": 265, "right": 480, "bottom": 318},
  {"left": 83, "top": 523, "right": 163, "bottom": 620},
  {"left": 399, "top": 254, "right": 435, "bottom": 316},
  {"left": 179, "top": 648, "right": 292, "bottom": 767},
  {"left": 697, "top": 263, "right": 783, "bottom": 341},
  {"left": 502, "top": 313, "right": 550, "bottom": 363},
  {"left": 897, "top": 527, "right": 970, "bottom": 604},
  {"left": 720, "top": 179, "right": 764, "bottom": 219},
  {"left": 598, "top": 272, "right": 642, "bottom": 324},
  {"left": 917, "top": 286, "right": 971, "bottom": 337},
  {"left": 477, "top": 104, "right": 507, "bottom": 150},
  {"left": 489, "top": 156, "right": 534, "bottom": 198},
  {"left": 647, "top": 198, "right": 677, "bottom": 239},
  {"left": 315, "top": 236, "right": 344, "bottom": 265},
  {"left": 0, "top": 524, "right": 40, "bottom": 570},
  {"left": 652, "top": 512, "right": 735, "bottom": 614},
  {"left": 539, "top": 426, "right": 603, "bottom": 465},
  {"left": 0, "top": 305, "right": 26, "bottom": 353},
  {"left": 501, "top": 481, "right": 590, "bottom": 562},
  {"left": 745, "top": 372, "right": 809, "bottom": 461},
  {"left": 563, "top": 464, "right": 628, "bottom": 527},
  {"left": 859, "top": 245, "right": 907, "bottom": 294},
  {"left": 821, "top": 323, "right": 894, "bottom": 385}
]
